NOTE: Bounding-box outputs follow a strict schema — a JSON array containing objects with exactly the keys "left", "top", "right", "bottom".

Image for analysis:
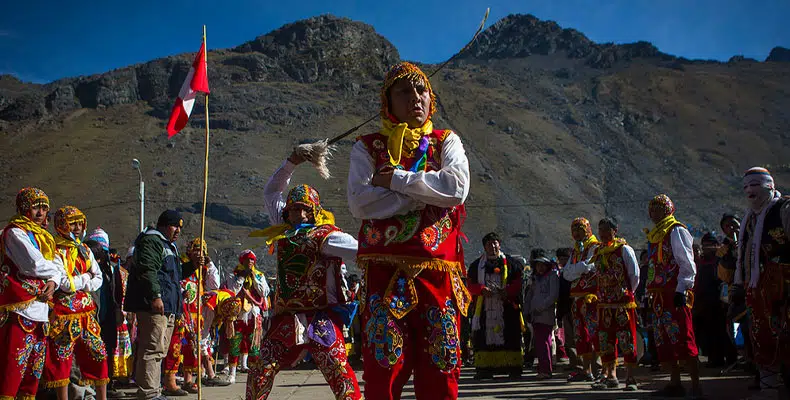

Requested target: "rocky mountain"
[{"left": 1, "top": 14, "right": 789, "bottom": 273}]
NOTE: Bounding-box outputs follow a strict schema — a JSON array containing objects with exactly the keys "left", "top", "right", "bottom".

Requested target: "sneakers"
[
  {"left": 567, "top": 371, "right": 594, "bottom": 382},
  {"left": 624, "top": 377, "right": 638, "bottom": 391},
  {"left": 591, "top": 377, "right": 620, "bottom": 390},
  {"left": 202, "top": 376, "right": 232, "bottom": 387}
]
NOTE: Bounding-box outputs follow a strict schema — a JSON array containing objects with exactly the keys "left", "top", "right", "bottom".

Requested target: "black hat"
[{"left": 157, "top": 210, "right": 183, "bottom": 228}]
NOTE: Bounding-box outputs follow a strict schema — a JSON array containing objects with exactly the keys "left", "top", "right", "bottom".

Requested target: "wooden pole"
[{"left": 197, "top": 23, "right": 210, "bottom": 400}]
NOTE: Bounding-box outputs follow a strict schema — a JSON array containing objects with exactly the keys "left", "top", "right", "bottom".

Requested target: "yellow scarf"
[
  {"left": 8, "top": 215, "right": 56, "bottom": 261},
  {"left": 573, "top": 235, "right": 599, "bottom": 262},
  {"left": 233, "top": 264, "right": 264, "bottom": 292},
  {"left": 380, "top": 118, "right": 434, "bottom": 166},
  {"left": 595, "top": 238, "right": 627, "bottom": 258},
  {"left": 645, "top": 215, "right": 684, "bottom": 263},
  {"left": 54, "top": 235, "right": 90, "bottom": 293},
  {"left": 249, "top": 209, "right": 335, "bottom": 246}
]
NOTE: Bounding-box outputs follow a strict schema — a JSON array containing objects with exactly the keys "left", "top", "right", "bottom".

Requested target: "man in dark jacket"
[{"left": 125, "top": 210, "right": 199, "bottom": 400}]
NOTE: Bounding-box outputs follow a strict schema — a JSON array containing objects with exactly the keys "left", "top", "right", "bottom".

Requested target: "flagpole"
[{"left": 197, "top": 23, "right": 209, "bottom": 400}]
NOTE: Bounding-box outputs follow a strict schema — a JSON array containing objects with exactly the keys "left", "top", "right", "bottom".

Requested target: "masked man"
[
  {"left": 347, "top": 62, "right": 471, "bottom": 400},
  {"left": 732, "top": 167, "right": 790, "bottom": 397},
  {"left": 245, "top": 150, "right": 361, "bottom": 400},
  {"left": 561, "top": 218, "right": 601, "bottom": 383}
]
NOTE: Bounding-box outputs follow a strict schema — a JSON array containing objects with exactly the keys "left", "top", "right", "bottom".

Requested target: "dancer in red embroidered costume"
[
  {"left": 732, "top": 167, "right": 790, "bottom": 397},
  {"left": 645, "top": 194, "right": 701, "bottom": 398},
  {"left": 163, "top": 238, "right": 222, "bottom": 394},
  {"left": 244, "top": 151, "right": 361, "bottom": 400},
  {"left": 586, "top": 218, "right": 639, "bottom": 392},
  {"left": 561, "top": 218, "right": 601, "bottom": 383},
  {"left": 226, "top": 249, "right": 269, "bottom": 384},
  {"left": 0, "top": 188, "right": 63, "bottom": 400},
  {"left": 41, "top": 206, "right": 109, "bottom": 399},
  {"left": 347, "top": 62, "right": 471, "bottom": 400}
]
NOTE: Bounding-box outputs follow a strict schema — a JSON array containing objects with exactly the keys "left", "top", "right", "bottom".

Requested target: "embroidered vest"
[
  {"left": 569, "top": 245, "right": 598, "bottom": 297},
  {"left": 596, "top": 245, "right": 635, "bottom": 307},
  {"left": 647, "top": 226, "right": 682, "bottom": 293},
  {"left": 0, "top": 225, "right": 48, "bottom": 312},
  {"left": 355, "top": 130, "right": 466, "bottom": 272},
  {"left": 52, "top": 244, "right": 96, "bottom": 316},
  {"left": 275, "top": 224, "right": 342, "bottom": 313},
  {"left": 744, "top": 197, "right": 790, "bottom": 266},
  {"left": 182, "top": 272, "right": 201, "bottom": 314}
]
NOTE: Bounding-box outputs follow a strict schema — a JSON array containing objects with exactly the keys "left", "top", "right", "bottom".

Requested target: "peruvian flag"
[{"left": 166, "top": 41, "right": 210, "bottom": 137}]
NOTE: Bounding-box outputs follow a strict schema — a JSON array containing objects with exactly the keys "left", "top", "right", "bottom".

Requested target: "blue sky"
[{"left": 1, "top": 0, "right": 788, "bottom": 84}]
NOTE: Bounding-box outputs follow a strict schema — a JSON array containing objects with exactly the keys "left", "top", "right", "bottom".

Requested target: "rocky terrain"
[{"left": 2, "top": 14, "right": 789, "bottom": 273}]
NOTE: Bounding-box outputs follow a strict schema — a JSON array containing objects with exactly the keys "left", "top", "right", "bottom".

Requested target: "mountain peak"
[
  {"left": 461, "top": 13, "right": 672, "bottom": 68},
  {"left": 230, "top": 14, "right": 400, "bottom": 82},
  {"left": 766, "top": 46, "right": 790, "bottom": 62}
]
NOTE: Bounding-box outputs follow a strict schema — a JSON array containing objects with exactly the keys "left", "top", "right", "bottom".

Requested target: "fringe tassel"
[
  {"left": 40, "top": 378, "right": 71, "bottom": 389},
  {"left": 0, "top": 298, "right": 37, "bottom": 314},
  {"left": 294, "top": 140, "right": 336, "bottom": 180},
  {"left": 357, "top": 255, "right": 463, "bottom": 273},
  {"left": 597, "top": 301, "right": 637, "bottom": 309},
  {"left": 79, "top": 377, "right": 110, "bottom": 387}
]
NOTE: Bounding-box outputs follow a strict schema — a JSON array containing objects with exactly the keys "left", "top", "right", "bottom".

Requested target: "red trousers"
[
  {"left": 0, "top": 312, "right": 47, "bottom": 400},
  {"left": 571, "top": 297, "right": 599, "bottom": 356},
  {"left": 362, "top": 265, "right": 462, "bottom": 400},
  {"left": 651, "top": 291, "right": 698, "bottom": 362},
  {"left": 164, "top": 316, "right": 199, "bottom": 375},
  {"left": 597, "top": 306, "right": 638, "bottom": 365},
  {"left": 41, "top": 312, "right": 109, "bottom": 388},
  {"left": 746, "top": 262, "right": 790, "bottom": 368},
  {"left": 245, "top": 312, "right": 360, "bottom": 400}
]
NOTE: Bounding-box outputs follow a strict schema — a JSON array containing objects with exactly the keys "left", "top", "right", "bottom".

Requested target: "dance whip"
[{"left": 295, "top": 8, "right": 490, "bottom": 179}]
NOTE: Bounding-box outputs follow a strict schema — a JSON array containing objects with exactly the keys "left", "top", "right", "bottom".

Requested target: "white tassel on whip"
[{"left": 294, "top": 139, "right": 336, "bottom": 179}]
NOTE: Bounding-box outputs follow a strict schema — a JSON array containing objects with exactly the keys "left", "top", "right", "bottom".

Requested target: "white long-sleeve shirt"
[
  {"left": 263, "top": 159, "right": 360, "bottom": 260},
  {"left": 4, "top": 227, "right": 64, "bottom": 322},
  {"left": 670, "top": 226, "right": 696, "bottom": 293},
  {"left": 347, "top": 131, "right": 470, "bottom": 220},
  {"left": 204, "top": 261, "right": 220, "bottom": 291},
  {"left": 562, "top": 244, "right": 599, "bottom": 282},
  {"left": 57, "top": 246, "right": 102, "bottom": 293}
]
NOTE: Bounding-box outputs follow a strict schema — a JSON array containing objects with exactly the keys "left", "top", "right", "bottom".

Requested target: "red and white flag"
[{"left": 166, "top": 41, "right": 210, "bottom": 137}]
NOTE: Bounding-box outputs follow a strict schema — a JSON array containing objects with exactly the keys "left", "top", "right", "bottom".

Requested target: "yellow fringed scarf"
[
  {"left": 380, "top": 118, "right": 434, "bottom": 167},
  {"left": 645, "top": 215, "right": 685, "bottom": 263},
  {"left": 54, "top": 235, "right": 90, "bottom": 293},
  {"left": 249, "top": 208, "right": 336, "bottom": 246},
  {"left": 573, "top": 235, "right": 599, "bottom": 262},
  {"left": 8, "top": 215, "right": 56, "bottom": 261}
]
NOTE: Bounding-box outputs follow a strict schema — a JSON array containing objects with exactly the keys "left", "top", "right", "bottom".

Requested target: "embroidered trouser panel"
[
  {"left": 362, "top": 265, "right": 462, "bottom": 400},
  {"left": 164, "top": 316, "right": 198, "bottom": 375},
  {"left": 0, "top": 312, "right": 47, "bottom": 400},
  {"left": 747, "top": 262, "right": 790, "bottom": 369},
  {"left": 571, "top": 297, "right": 599, "bottom": 356},
  {"left": 651, "top": 291, "right": 698, "bottom": 362},
  {"left": 41, "top": 312, "right": 108, "bottom": 388},
  {"left": 246, "top": 312, "right": 361, "bottom": 400},
  {"left": 597, "top": 307, "right": 637, "bottom": 365},
  {"left": 230, "top": 318, "right": 255, "bottom": 366}
]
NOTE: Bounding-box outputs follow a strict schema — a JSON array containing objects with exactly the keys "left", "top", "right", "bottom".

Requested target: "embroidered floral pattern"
[
  {"left": 362, "top": 225, "right": 382, "bottom": 247},
  {"left": 366, "top": 294, "right": 404, "bottom": 367},
  {"left": 616, "top": 330, "right": 635, "bottom": 356},
  {"left": 383, "top": 211, "right": 421, "bottom": 246},
  {"left": 420, "top": 213, "right": 452, "bottom": 251},
  {"left": 425, "top": 299, "right": 460, "bottom": 372},
  {"left": 383, "top": 269, "right": 418, "bottom": 319}
]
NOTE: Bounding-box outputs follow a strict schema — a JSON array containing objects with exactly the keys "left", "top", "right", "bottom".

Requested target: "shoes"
[
  {"left": 202, "top": 376, "right": 232, "bottom": 387},
  {"left": 567, "top": 371, "right": 594, "bottom": 382},
  {"left": 591, "top": 377, "right": 619, "bottom": 390},
  {"left": 536, "top": 373, "right": 551, "bottom": 380},
  {"left": 228, "top": 375, "right": 236, "bottom": 384},
  {"left": 238, "top": 366, "right": 249, "bottom": 374},
  {"left": 624, "top": 377, "right": 638, "bottom": 391},
  {"left": 162, "top": 388, "right": 189, "bottom": 397},
  {"left": 106, "top": 389, "right": 125, "bottom": 399},
  {"left": 555, "top": 357, "right": 570, "bottom": 365},
  {"left": 651, "top": 384, "right": 686, "bottom": 397},
  {"left": 182, "top": 383, "right": 199, "bottom": 394}
]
